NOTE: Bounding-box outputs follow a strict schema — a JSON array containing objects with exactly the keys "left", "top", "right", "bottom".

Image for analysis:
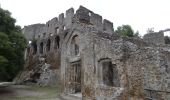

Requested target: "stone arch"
[
  {"left": 71, "top": 35, "right": 79, "bottom": 56},
  {"left": 98, "top": 58, "right": 120, "bottom": 87},
  {"left": 54, "top": 35, "right": 60, "bottom": 49},
  {"left": 39, "top": 42, "right": 43, "bottom": 54},
  {"left": 46, "top": 39, "right": 51, "bottom": 52}
]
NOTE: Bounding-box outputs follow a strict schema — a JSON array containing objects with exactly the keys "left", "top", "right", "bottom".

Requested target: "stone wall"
[
  {"left": 23, "top": 6, "right": 114, "bottom": 43},
  {"left": 143, "top": 32, "right": 165, "bottom": 45},
  {"left": 18, "top": 5, "right": 170, "bottom": 100},
  {"left": 22, "top": 24, "right": 45, "bottom": 41}
]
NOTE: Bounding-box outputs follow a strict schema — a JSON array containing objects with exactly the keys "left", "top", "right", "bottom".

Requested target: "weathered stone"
[
  {"left": 16, "top": 6, "right": 170, "bottom": 100},
  {"left": 22, "top": 24, "right": 45, "bottom": 41},
  {"left": 143, "top": 31, "right": 165, "bottom": 45}
]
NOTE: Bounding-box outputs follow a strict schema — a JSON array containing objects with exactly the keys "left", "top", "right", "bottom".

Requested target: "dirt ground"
[{"left": 0, "top": 85, "right": 62, "bottom": 100}]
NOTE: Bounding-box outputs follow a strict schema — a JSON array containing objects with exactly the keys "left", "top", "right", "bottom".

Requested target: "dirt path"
[{"left": 0, "top": 85, "right": 62, "bottom": 100}]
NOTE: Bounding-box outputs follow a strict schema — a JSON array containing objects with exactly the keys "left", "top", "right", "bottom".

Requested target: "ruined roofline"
[
  {"left": 23, "top": 6, "right": 114, "bottom": 40},
  {"left": 39, "top": 5, "right": 114, "bottom": 32},
  {"left": 23, "top": 23, "right": 45, "bottom": 28},
  {"left": 45, "top": 5, "right": 113, "bottom": 29}
]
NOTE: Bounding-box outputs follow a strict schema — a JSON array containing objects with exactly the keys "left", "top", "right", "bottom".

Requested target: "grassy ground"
[{"left": 0, "top": 85, "right": 62, "bottom": 100}]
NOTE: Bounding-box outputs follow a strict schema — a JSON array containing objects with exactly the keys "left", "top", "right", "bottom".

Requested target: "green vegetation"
[
  {"left": 115, "top": 25, "right": 139, "bottom": 37},
  {"left": 0, "top": 7, "right": 26, "bottom": 81}
]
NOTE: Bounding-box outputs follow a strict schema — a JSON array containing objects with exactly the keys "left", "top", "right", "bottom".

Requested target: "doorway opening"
[{"left": 70, "top": 61, "right": 81, "bottom": 93}]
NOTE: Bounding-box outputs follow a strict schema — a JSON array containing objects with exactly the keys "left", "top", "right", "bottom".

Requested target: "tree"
[
  {"left": 115, "top": 25, "right": 139, "bottom": 37},
  {"left": 0, "top": 7, "right": 26, "bottom": 81}
]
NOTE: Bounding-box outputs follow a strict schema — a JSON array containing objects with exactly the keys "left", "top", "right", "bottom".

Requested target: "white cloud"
[{"left": 0, "top": 0, "right": 170, "bottom": 36}]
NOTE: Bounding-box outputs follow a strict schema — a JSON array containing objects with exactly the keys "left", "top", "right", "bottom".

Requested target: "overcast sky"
[{"left": 0, "top": 0, "right": 170, "bottom": 36}]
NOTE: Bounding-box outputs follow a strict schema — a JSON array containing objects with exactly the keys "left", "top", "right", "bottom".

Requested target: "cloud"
[{"left": 0, "top": 0, "right": 170, "bottom": 36}]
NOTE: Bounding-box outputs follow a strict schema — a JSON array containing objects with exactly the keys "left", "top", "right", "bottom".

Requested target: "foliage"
[
  {"left": 115, "top": 25, "right": 139, "bottom": 37},
  {"left": 0, "top": 7, "right": 26, "bottom": 81}
]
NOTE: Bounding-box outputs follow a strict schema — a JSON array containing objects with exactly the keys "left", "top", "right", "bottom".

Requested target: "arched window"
[
  {"left": 40, "top": 42, "right": 43, "bottom": 54},
  {"left": 71, "top": 35, "right": 79, "bottom": 56},
  {"left": 46, "top": 39, "right": 51, "bottom": 51},
  {"left": 54, "top": 35, "right": 60, "bottom": 49}
]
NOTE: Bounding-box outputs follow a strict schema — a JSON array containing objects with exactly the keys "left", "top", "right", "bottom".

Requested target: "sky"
[{"left": 0, "top": 0, "right": 170, "bottom": 36}]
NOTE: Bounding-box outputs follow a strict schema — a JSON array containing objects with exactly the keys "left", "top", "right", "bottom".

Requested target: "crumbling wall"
[
  {"left": 82, "top": 33, "right": 145, "bottom": 100},
  {"left": 60, "top": 25, "right": 145, "bottom": 99},
  {"left": 19, "top": 5, "right": 170, "bottom": 100},
  {"left": 75, "top": 6, "right": 114, "bottom": 34},
  {"left": 22, "top": 24, "right": 45, "bottom": 41},
  {"left": 143, "top": 32, "right": 165, "bottom": 45},
  {"left": 22, "top": 6, "right": 114, "bottom": 42},
  {"left": 81, "top": 31, "right": 170, "bottom": 100},
  {"left": 141, "top": 47, "right": 170, "bottom": 100}
]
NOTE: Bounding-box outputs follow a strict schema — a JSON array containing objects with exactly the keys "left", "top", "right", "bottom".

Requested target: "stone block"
[{"left": 103, "top": 19, "right": 114, "bottom": 34}]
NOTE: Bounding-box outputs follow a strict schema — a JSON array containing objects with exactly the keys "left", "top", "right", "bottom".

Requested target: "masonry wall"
[
  {"left": 142, "top": 47, "right": 170, "bottom": 99},
  {"left": 22, "top": 24, "right": 45, "bottom": 41},
  {"left": 143, "top": 32, "right": 165, "bottom": 45},
  {"left": 81, "top": 33, "right": 146, "bottom": 100},
  {"left": 60, "top": 20, "right": 98, "bottom": 94},
  {"left": 19, "top": 5, "right": 170, "bottom": 100},
  {"left": 79, "top": 31, "right": 170, "bottom": 100},
  {"left": 61, "top": 22, "right": 146, "bottom": 99}
]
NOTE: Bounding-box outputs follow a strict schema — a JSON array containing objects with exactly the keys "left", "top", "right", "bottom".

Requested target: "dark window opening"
[
  {"left": 102, "top": 61, "right": 113, "bottom": 86},
  {"left": 43, "top": 33, "right": 46, "bottom": 37},
  {"left": 46, "top": 39, "right": 51, "bottom": 51},
  {"left": 40, "top": 42, "right": 43, "bottom": 54},
  {"left": 29, "top": 72, "right": 41, "bottom": 83},
  {"left": 31, "top": 41, "right": 37, "bottom": 55},
  {"left": 99, "top": 59, "right": 120, "bottom": 87},
  {"left": 54, "top": 36, "right": 60, "bottom": 49},
  {"left": 71, "top": 35, "right": 79, "bottom": 56},
  {"left": 27, "top": 47, "right": 30, "bottom": 54},
  {"left": 64, "top": 32, "right": 68, "bottom": 39},
  {"left": 75, "top": 44, "right": 79, "bottom": 55}
]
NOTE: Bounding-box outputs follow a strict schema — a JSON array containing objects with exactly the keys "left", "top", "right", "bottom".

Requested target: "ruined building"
[{"left": 15, "top": 6, "right": 170, "bottom": 100}]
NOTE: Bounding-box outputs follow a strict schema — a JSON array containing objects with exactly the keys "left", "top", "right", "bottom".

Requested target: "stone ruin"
[{"left": 15, "top": 6, "right": 170, "bottom": 100}]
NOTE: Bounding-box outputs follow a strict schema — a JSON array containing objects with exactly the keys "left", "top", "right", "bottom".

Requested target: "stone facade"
[
  {"left": 143, "top": 31, "right": 165, "bottom": 45},
  {"left": 16, "top": 6, "right": 170, "bottom": 100},
  {"left": 22, "top": 24, "right": 45, "bottom": 41}
]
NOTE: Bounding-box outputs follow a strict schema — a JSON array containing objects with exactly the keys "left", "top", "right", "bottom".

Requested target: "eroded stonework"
[{"left": 15, "top": 6, "right": 170, "bottom": 100}]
